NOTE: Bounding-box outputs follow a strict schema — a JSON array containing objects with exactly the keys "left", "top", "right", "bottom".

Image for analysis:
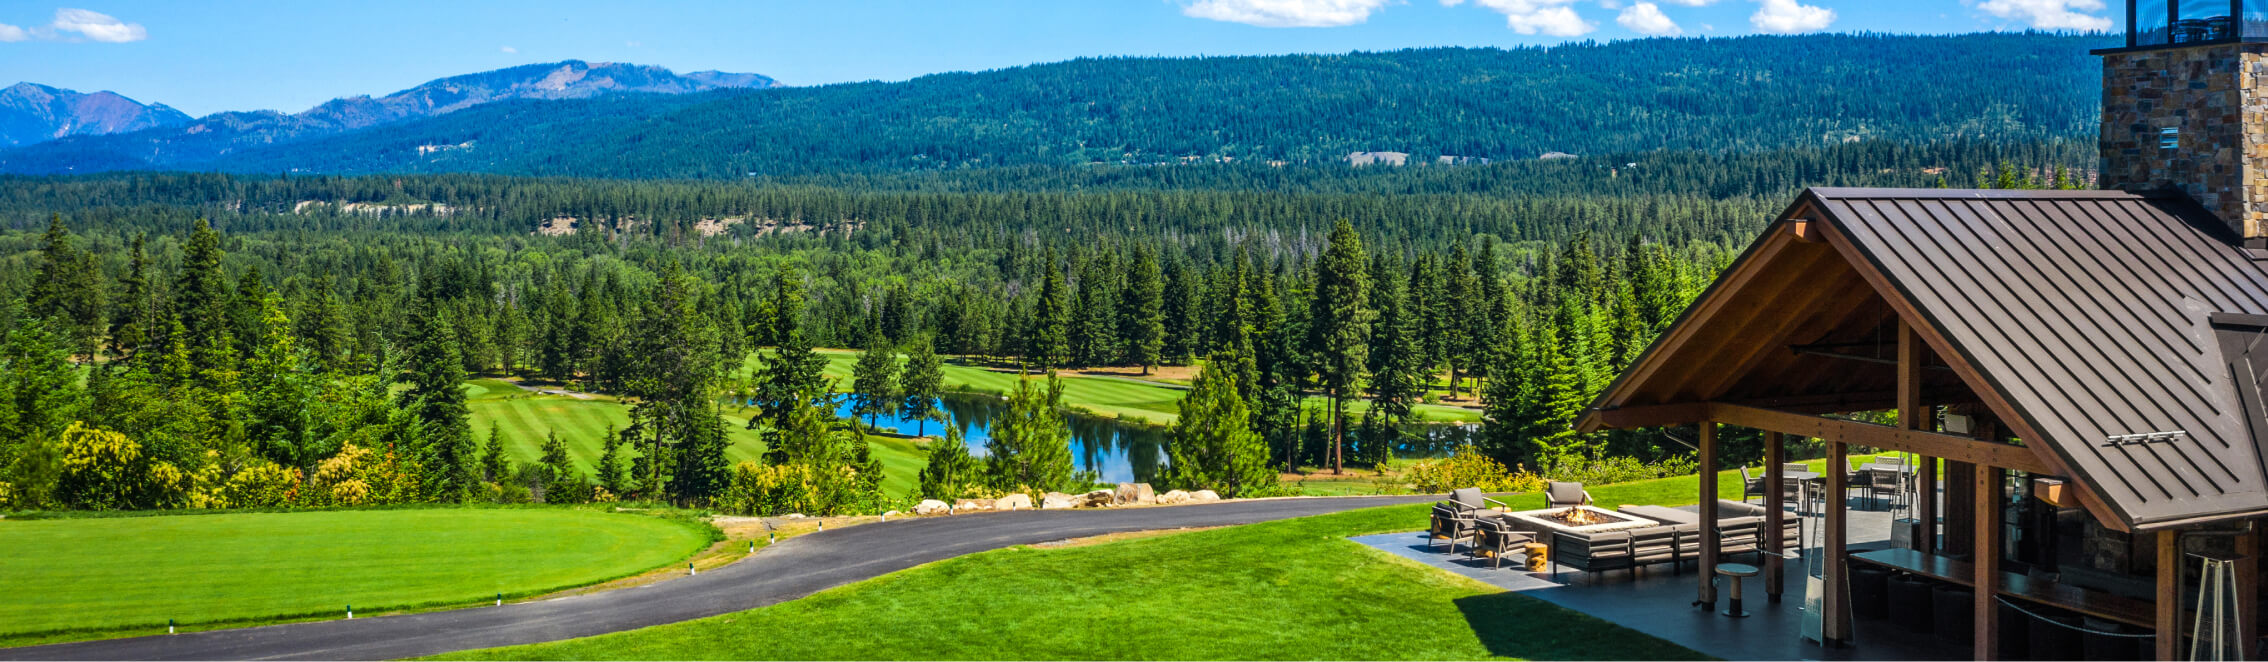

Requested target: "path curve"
[{"left": 3, "top": 495, "right": 1434, "bottom": 661}]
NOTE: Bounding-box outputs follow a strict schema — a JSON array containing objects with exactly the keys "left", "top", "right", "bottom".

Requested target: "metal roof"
[{"left": 1805, "top": 187, "right": 2268, "bottom": 528}]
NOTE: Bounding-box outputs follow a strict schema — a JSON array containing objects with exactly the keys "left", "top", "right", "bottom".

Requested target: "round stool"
[
  {"left": 1850, "top": 565, "right": 1891, "bottom": 618},
  {"left": 1716, "top": 563, "right": 1761, "bottom": 617}
]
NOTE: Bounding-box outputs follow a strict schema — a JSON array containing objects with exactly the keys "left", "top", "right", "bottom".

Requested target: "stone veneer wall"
[{"left": 2101, "top": 43, "right": 2268, "bottom": 241}]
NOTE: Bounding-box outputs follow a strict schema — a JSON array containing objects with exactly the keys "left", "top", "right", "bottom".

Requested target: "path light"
[
  {"left": 689, "top": 562, "right": 696, "bottom": 576},
  {"left": 168, "top": 619, "right": 174, "bottom": 635},
  {"left": 346, "top": 605, "right": 353, "bottom": 619},
  {"left": 495, "top": 593, "right": 502, "bottom": 606},
  {"left": 747, "top": 541, "right": 755, "bottom": 554},
  {"left": 817, "top": 521, "right": 824, "bottom": 532},
  {"left": 769, "top": 531, "right": 776, "bottom": 544}
]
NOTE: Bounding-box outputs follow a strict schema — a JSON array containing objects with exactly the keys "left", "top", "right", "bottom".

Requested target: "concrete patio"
[{"left": 1359, "top": 501, "right": 1975, "bottom": 660}]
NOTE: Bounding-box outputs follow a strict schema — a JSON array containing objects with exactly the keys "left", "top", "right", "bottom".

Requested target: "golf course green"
[{"left": 0, "top": 509, "right": 711, "bottom": 641}]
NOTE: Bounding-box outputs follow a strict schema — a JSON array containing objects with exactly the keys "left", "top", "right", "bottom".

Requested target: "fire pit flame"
[{"left": 1547, "top": 507, "right": 1607, "bottom": 526}]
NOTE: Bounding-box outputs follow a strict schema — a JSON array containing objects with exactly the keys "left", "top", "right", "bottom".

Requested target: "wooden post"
[
  {"left": 1825, "top": 440, "right": 1850, "bottom": 645},
  {"left": 1945, "top": 462, "right": 1976, "bottom": 556},
  {"left": 1897, "top": 322, "right": 1934, "bottom": 553},
  {"left": 2159, "top": 529, "right": 2181, "bottom": 661},
  {"left": 1917, "top": 456, "right": 1938, "bottom": 552},
  {"left": 1765, "top": 430, "right": 1786, "bottom": 602},
  {"left": 1974, "top": 466, "right": 2003, "bottom": 661},
  {"left": 2240, "top": 522, "right": 2259, "bottom": 660},
  {"left": 1699, "top": 421, "right": 1720, "bottom": 609}
]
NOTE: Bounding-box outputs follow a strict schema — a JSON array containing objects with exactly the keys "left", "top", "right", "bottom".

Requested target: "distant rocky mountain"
[
  {"left": 0, "top": 60, "right": 775, "bottom": 172},
  {"left": 0, "top": 83, "right": 191, "bottom": 148}
]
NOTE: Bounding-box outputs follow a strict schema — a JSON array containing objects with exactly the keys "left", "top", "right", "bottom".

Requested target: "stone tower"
[{"left": 2099, "top": 1, "right": 2268, "bottom": 243}]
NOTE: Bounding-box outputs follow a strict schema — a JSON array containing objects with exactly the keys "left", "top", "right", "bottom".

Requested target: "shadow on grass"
[{"left": 1453, "top": 591, "right": 1713, "bottom": 661}]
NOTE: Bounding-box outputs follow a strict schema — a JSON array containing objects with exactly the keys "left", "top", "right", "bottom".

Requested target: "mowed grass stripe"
[{"left": 0, "top": 509, "right": 709, "bottom": 638}]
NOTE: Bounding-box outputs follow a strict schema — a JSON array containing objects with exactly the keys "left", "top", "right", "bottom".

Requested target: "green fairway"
[
  {"left": 0, "top": 509, "right": 711, "bottom": 641},
  {"left": 464, "top": 380, "right": 922, "bottom": 497},
  {"left": 798, "top": 350, "right": 1480, "bottom": 426}
]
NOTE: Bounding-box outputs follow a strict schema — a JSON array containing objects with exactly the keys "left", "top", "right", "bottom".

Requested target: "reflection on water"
[{"left": 834, "top": 392, "right": 1478, "bottom": 485}]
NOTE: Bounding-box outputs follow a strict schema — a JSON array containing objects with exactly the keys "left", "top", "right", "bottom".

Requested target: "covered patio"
[{"left": 1571, "top": 188, "right": 2268, "bottom": 660}]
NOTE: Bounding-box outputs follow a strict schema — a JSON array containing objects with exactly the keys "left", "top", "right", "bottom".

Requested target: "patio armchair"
[
  {"left": 1544, "top": 481, "right": 1592, "bottom": 508},
  {"left": 1467, "top": 517, "right": 1534, "bottom": 569},
  {"left": 1626, "top": 524, "right": 1680, "bottom": 571},
  {"left": 1429, "top": 504, "right": 1479, "bottom": 553},
  {"left": 1865, "top": 467, "right": 1904, "bottom": 512},
  {"left": 1447, "top": 486, "right": 1513, "bottom": 513},
  {"left": 1740, "top": 467, "right": 1769, "bottom": 505}
]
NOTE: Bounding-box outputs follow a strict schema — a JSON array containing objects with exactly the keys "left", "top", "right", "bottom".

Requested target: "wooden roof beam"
[{"left": 1707, "top": 403, "right": 2055, "bottom": 475}]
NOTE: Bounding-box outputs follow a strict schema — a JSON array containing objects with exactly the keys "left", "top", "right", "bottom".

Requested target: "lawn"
[
  {"left": 435, "top": 462, "right": 1821, "bottom": 661},
  {"left": 0, "top": 508, "right": 712, "bottom": 642},
  {"left": 437, "top": 501, "right": 1706, "bottom": 661}
]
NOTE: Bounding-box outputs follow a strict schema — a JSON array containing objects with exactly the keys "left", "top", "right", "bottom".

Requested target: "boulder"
[
  {"left": 915, "top": 499, "right": 952, "bottom": 515},
  {"left": 882, "top": 510, "right": 902, "bottom": 518},
  {"left": 1114, "top": 482, "right": 1156, "bottom": 505},
  {"left": 995, "top": 493, "right": 1034, "bottom": 511},
  {"left": 783, "top": 513, "right": 808, "bottom": 519},
  {"left": 954, "top": 498, "right": 995, "bottom": 512},
  {"left": 1158, "top": 489, "right": 1192, "bottom": 505},
  {"left": 1040, "top": 492, "right": 1077, "bottom": 510},
  {"left": 1191, "top": 489, "right": 1221, "bottom": 502},
  {"left": 1079, "top": 489, "right": 1116, "bottom": 507}
]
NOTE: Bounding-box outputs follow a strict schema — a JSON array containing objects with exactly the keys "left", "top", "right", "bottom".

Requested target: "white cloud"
[
  {"left": 625, "top": 40, "right": 642, "bottom": 47},
  {"left": 47, "top": 8, "right": 145, "bottom": 43},
  {"left": 1658, "top": 0, "right": 1716, "bottom": 4},
  {"left": 1750, "top": 0, "right": 1833, "bottom": 33},
  {"left": 1459, "top": 0, "right": 1596, "bottom": 36},
  {"left": 499, "top": 45, "right": 517, "bottom": 53},
  {"left": 1973, "top": 0, "right": 2111, "bottom": 30},
  {"left": 1617, "top": 2, "right": 1681, "bottom": 34},
  {"left": 1180, "top": 0, "right": 1394, "bottom": 27},
  {"left": 0, "top": 23, "right": 24, "bottom": 42}
]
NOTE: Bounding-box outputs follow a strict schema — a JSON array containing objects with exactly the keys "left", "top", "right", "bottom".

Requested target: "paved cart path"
[{"left": 3, "top": 496, "right": 1433, "bottom": 661}]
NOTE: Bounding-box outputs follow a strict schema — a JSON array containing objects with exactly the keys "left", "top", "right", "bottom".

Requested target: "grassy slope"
[
  {"left": 0, "top": 509, "right": 710, "bottom": 641},
  {"left": 437, "top": 462, "right": 1857, "bottom": 661}
]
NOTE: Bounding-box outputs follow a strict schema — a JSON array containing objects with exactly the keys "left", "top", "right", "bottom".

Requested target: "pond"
[{"left": 835, "top": 392, "right": 1481, "bottom": 485}]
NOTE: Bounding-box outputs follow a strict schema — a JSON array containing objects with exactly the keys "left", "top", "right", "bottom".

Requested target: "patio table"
[{"left": 1783, "top": 471, "right": 1822, "bottom": 514}]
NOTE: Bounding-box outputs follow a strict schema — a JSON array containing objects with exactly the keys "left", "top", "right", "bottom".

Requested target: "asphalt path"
[{"left": 4, "top": 495, "right": 1434, "bottom": 661}]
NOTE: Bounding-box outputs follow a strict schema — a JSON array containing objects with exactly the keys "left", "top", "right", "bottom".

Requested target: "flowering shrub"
[
  {"left": 220, "top": 460, "right": 303, "bottom": 508},
  {"left": 303, "top": 443, "right": 421, "bottom": 506},
  {"left": 1545, "top": 454, "right": 1699, "bottom": 486},
  {"left": 1405, "top": 446, "right": 1547, "bottom": 494},
  {"left": 719, "top": 461, "right": 879, "bottom": 516}
]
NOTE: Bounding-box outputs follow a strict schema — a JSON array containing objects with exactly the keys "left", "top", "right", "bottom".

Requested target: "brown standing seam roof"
[{"left": 1585, "top": 186, "right": 2268, "bottom": 529}]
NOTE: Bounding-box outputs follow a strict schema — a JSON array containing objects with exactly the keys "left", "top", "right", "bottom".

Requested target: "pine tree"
[
  {"left": 897, "top": 335, "right": 945, "bottom": 438},
  {"left": 1365, "top": 253, "right": 1426, "bottom": 436},
  {"left": 597, "top": 424, "right": 627, "bottom": 497},
  {"left": 917, "top": 426, "right": 978, "bottom": 500},
  {"left": 1309, "top": 220, "right": 1373, "bottom": 474},
  {"left": 243, "top": 294, "right": 313, "bottom": 469},
  {"left": 849, "top": 338, "right": 899, "bottom": 432},
  {"left": 480, "top": 424, "right": 509, "bottom": 483},
  {"left": 400, "top": 296, "right": 476, "bottom": 500},
  {"left": 107, "top": 233, "right": 154, "bottom": 360},
  {"left": 1071, "top": 251, "right": 1119, "bottom": 367},
  {"left": 29, "top": 215, "right": 105, "bottom": 360},
  {"left": 1161, "top": 258, "right": 1201, "bottom": 364},
  {"left": 986, "top": 374, "right": 1076, "bottom": 493},
  {"left": 1167, "top": 352, "right": 1275, "bottom": 497},
  {"left": 1120, "top": 247, "right": 1166, "bottom": 373},
  {"left": 1031, "top": 253, "right": 1072, "bottom": 369}
]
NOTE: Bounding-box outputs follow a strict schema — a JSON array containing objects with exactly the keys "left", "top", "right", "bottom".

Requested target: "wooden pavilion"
[{"left": 1578, "top": 186, "right": 2268, "bottom": 659}]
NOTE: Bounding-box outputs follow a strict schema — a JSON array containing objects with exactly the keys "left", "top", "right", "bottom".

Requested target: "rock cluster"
[{"left": 929, "top": 483, "right": 1227, "bottom": 515}]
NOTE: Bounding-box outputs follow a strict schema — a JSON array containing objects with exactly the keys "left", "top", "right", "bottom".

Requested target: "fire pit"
[{"left": 1499, "top": 505, "right": 1654, "bottom": 535}]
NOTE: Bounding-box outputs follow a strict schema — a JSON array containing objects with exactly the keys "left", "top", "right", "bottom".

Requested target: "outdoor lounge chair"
[
  {"left": 1429, "top": 504, "right": 1479, "bottom": 552},
  {"left": 1468, "top": 517, "right": 1534, "bottom": 569},
  {"left": 1618, "top": 501, "right": 1797, "bottom": 568},
  {"left": 1544, "top": 481, "right": 1592, "bottom": 508}
]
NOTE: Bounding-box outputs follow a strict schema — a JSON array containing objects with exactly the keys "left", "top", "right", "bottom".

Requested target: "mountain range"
[
  {"left": 0, "top": 60, "right": 777, "bottom": 170},
  {"left": 0, "top": 83, "right": 191, "bottom": 148},
  {"left": 0, "top": 33, "right": 2112, "bottom": 179}
]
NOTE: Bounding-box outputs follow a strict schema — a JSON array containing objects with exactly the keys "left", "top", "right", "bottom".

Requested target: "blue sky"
[{"left": 1, "top": 0, "right": 2120, "bottom": 117}]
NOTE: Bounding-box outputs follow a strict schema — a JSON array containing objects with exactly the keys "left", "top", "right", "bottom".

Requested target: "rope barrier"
[{"left": 1992, "top": 595, "right": 2156, "bottom": 639}]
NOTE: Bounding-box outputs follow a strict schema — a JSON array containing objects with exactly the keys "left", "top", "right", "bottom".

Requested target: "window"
[
  {"left": 2161, "top": 127, "right": 2182, "bottom": 150},
  {"left": 2247, "top": 0, "right": 2268, "bottom": 38},
  {"left": 2137, "top": 0, "right": 2172, "bottom": 46},
  {"left": 2176, "top": 0, "right": 2235, "bottom": 43}
]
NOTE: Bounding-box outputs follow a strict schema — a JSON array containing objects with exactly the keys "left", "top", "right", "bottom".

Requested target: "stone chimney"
[{"left": 2099, "top": 3, "right": 2268, "bottom": 243}]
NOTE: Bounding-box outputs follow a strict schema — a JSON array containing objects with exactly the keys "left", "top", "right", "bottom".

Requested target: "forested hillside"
[{"left": 0, "top": 32, "right": 2109, "bottom": 178}]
